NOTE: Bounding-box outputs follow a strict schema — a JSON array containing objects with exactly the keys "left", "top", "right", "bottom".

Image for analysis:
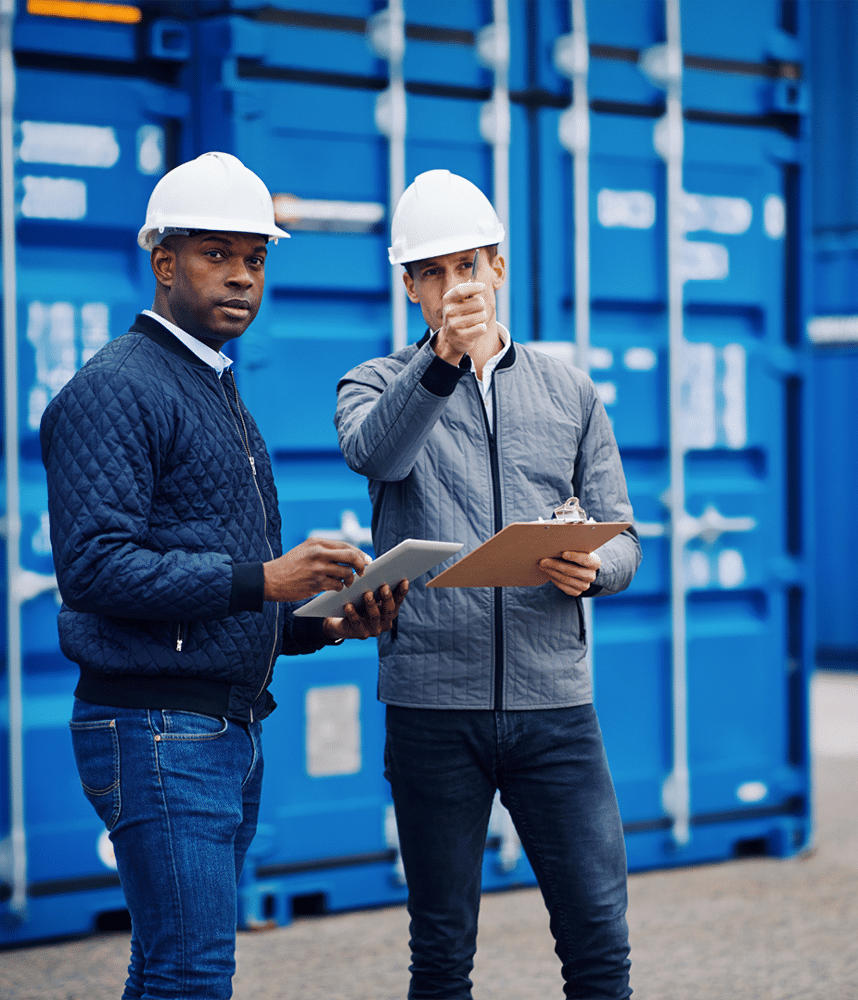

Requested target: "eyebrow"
[
  {"left": 419, "top": 256, "right": 471, "bottom": 269},
  {"left": 198, "top": 235, "right": 267, "bottom": 254}
]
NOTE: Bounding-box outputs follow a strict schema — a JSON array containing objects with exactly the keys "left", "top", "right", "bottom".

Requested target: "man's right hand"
[
  {"left": 263, "top": 538, "right": 372, "bottom": 602},
  {"left": 433, "top": 281, "right": 488, "bottom": 366}
]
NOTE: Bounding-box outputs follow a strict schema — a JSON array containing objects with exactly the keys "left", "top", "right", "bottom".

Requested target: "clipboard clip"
[{"left": 553, "top": 496, "right": 587, "bottom": 523}]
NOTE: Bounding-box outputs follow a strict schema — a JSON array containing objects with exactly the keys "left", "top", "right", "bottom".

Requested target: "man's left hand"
[
  {"left": 322, "top": 580, "right": 409, "bottom": 641},
  {"left": 539, "top": 550, "right": 601, "bottom": 597}
]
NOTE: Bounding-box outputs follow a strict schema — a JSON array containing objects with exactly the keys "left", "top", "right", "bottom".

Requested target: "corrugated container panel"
[
  {"left": 210, "top": 0, "right": 378, "bottom": 16},
  {"left": 681, "top": 0, "right": 800, "bottom": 63},
  {"left": 811, "top": 348, "right": 858, "bottom": 668},
  {"left": 0, "top": 676, "right": 127, "bottom": 945},
  {"left": 2, "top": 46, "right": 184, "bottom": 941},
  {"left": 508, "top": 0, "right": 569, "bottom": 97},
  {"left": 210, "top": 10, "right": 381, "bottom": 76},
  {"left": 402, "top": 0, "right": 487, "bottom": 89},
  {"left": 586, "top": 0, "right": 663, "bottom": 50},
  {"left": 807, "top": 0, "right": 858, "bottom": 666},
  {"left": 525, "top": 0, "right": 811, "bottom": 868},
  {"left": 13, "top": 6, "right": 139, "bottom": 61},
  {"left": 4, "top": 67, "right": 188, "bottom": 448},
  {"left": 3, "top": 0, "right": 817, "bottom": 944},
  {"left": 588, "top": 55, "right": 662, "bottom": 109},
  {"left": 809, "top": 0, "right": 858, "bottom": 235}
]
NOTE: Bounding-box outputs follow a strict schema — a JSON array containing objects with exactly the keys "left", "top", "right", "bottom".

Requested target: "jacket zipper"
[
  {"left": 481, "top": 379, "right": 505, "bottom": 711},
  {"left": 174, "top": 621, "right": 186, "bottom": 652},
  {"left": 219, "top": 370, "right": 280, "bottom": 723}
]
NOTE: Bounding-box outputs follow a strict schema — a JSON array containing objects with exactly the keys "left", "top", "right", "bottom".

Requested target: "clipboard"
[
  {"left": 294, "top": 538, "right": 463, "bottom": 617},
  {"left": 426, "top": 521, "right": 631, "bottom": 588}
]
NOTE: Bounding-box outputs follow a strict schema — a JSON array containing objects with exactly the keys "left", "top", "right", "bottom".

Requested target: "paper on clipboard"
[{"left": 426, "top": 521, "right": 631, "bottom": 588}]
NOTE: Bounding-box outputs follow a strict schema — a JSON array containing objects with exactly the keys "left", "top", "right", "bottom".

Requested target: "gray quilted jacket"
[{"left": 336, "top": 332, "right": 641, "bottom": 711}]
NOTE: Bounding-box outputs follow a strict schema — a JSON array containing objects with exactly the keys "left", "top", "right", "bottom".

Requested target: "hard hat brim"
[
  {"left": 138, "top": 220, "right": 290, "bottom": 251},
  {"left": 388, "top": 227, "right": 505, "bottom": 266}
]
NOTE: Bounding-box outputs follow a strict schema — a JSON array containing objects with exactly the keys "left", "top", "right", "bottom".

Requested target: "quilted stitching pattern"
[
  {"left": 40, "top": 317, "right": 286, "bottom": 719},
  {"left": 336, "top": 340, "right": 642, "bottom": 711}
]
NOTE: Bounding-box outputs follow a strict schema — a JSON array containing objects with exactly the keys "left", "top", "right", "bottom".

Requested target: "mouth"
[{"left": 218, "top": 299, "right": 252, "bottom": 319}]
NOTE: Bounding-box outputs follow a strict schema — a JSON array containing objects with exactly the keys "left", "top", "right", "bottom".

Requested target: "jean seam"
[
  {"left": 159, "top": 711, "right": 229, "bottom": 741},
  {"left": 501, "top": 783, "right": 580, "bottom": 999},
  {"left": 240, "top": 724, "right": 259, "bottom": 790},
  {"left": 148, "top": 709, "right": 187, "bottom": 995},
  {"left": 70, "top": 718, "right": 121, "bottom": 830}
]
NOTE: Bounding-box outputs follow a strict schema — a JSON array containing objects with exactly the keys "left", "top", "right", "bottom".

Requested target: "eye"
[
  {"left": 249, "top": 256, "right": 266, "bottom": 268},
  {"left": 205, "top": 249, "right": 225, "bottom": 260}
]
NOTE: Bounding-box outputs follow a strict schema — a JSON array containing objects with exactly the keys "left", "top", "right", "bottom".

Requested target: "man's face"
[
  {"left": 152, "top": 231, "right": 267, "bottom": 350},
  {"left": 403, "top": 248, "right": 505, "bottom": 332}
]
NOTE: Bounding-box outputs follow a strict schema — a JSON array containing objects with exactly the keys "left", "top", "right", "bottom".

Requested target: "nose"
[
  {"left": 225, "top": 259, "right": 254, "bottom": 289},
  {"left": 442, "top": 268, "right": 463, "bottom": 296}
]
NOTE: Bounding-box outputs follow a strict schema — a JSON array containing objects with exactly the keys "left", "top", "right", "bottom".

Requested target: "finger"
[
  {"left": 360, "top": 590, "right": 381, "bottom": 623},
  {"left": 445, "top": 280, "right": 486, "bottom": 302},
  {"left": 335, "top": 547, "right": 372, "bottom": 576},
  {"left": 539, "top": 557, "right": 588, "bottom": 576},
  {"left": 539, "top": 561, "right": 596, "bottom": 589},
  {"left": 373, "top": 585, "right": 398, "bottom": 621},
  {"left": 560, "top": 550, "right": 601, "bottom": 569},
  {"left": 312, "top": 541, "right": 371, "bottom": 576},
  {"left": 447, "top": 298, "right": 487, "bottom": 322},
  {"left": 341, "top": 603, "right": 368, "bottom": 639}
]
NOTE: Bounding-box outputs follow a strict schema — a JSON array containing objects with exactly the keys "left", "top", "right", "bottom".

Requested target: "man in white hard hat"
[
  {"left": 336, "top": 169, "right": 641, "bottom": 999},
  {"left": 41, "top": 152, "right": 406, "bottom": 999}
]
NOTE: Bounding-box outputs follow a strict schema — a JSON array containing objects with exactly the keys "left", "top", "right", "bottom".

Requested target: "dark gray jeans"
[{"left": 385, "top": 703, "right": 632, "bottom": 1000}]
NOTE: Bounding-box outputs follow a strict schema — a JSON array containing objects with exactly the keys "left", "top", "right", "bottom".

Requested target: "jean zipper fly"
[{"left": 220, "top": 370, "right": 280, "bottom": 723}]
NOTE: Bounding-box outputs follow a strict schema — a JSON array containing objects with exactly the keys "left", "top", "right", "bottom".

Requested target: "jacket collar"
[
  {"left": 415, "top": 327, "right": 517, "bottom": 370},
  {"left": 129, "top": 313, "right": 214, "bottom": 369}
]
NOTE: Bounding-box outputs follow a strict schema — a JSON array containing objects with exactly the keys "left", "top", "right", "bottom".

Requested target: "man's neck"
[{"left": 469, "top": 324, "right": 504, "bottom": 380}]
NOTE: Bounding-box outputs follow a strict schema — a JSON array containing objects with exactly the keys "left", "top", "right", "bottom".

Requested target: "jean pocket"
[
  {"left": 68, "top": 719, "right": 121, "bottom": 830},
  {"left": 155, "top": 710, "right": 229, "bottom": 741}
]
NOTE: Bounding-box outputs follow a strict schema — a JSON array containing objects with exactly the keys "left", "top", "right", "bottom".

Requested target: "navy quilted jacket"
[{"left": 40, "top": 314, "right": 327, "bottom": 723}]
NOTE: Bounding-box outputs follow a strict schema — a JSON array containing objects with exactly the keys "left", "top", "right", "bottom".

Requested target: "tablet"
[{"left": 293, "top": 538, "right": 464, "bottom": 618}]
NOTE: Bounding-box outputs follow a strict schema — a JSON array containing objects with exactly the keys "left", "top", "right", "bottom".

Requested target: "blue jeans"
[
  {"left": 385, "top": 704, "right": 631, "bottom": 1000},
  {"left": 69, "top": 699, "right": 264, "bottom": 1000}
]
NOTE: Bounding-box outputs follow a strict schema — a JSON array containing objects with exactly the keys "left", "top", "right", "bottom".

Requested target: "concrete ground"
[{"left": 2, "top": 670, "right": 857, "bottom": 1000}]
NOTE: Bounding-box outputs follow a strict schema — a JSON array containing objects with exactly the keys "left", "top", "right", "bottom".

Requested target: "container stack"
[{"left": 2, "top": 0, "right": 818, "bottom": 945}]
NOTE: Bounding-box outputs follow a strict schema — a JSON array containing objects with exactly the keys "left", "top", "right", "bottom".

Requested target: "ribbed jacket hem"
[{"left": 75, "top": 667, "right": 238, "bottom": 720}]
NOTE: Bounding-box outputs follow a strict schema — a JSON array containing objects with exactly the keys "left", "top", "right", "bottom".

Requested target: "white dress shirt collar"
[{"left": 143, "top": 310, "right": 233, "bottom": 378}]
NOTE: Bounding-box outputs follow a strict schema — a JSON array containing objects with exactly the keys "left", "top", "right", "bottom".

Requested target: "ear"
[
  {"left": 150, "top": 245, "right": 176, "bottom": 288},
  {"left": 490, "top": 254, "right": 506, "bottom": 290},
  {"left": 402, "top": 269, "right": 421, "bottom": 304}
]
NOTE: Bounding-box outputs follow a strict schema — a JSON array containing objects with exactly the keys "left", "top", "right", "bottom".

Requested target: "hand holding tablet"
[{"left": 293, "top": 539, "right": 464, "bottom": 618}]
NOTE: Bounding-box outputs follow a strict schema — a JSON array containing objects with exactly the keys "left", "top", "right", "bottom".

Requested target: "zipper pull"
[{"left": 249, "top": 455, "right": 257, "bottom": 476}]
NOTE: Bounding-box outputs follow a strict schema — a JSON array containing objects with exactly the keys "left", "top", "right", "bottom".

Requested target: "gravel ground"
[{"left": 2, "top": 671, "right": 857, "bottom": 1000}]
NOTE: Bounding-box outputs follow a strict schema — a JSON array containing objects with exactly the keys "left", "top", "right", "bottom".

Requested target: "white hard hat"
[
  {"left": 137, "top": 151, "right": 289, "bottom": 251},
  {"left": 388, "top": 169, "right": 504, "bottom": 265}
]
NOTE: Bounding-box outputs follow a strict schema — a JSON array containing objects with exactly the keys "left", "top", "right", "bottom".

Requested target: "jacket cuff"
[
  {"left": 420, "top": 352, "right": 471, "bottom": 397},
  {"left": 580, "top": 569, "right": 603, "bottom": 599},
  {"left": 229, "top": 561, "right": 265, "bottom": 615},
  {"left": 284, "top": 612, "right": 331, "bottom": 654}
]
